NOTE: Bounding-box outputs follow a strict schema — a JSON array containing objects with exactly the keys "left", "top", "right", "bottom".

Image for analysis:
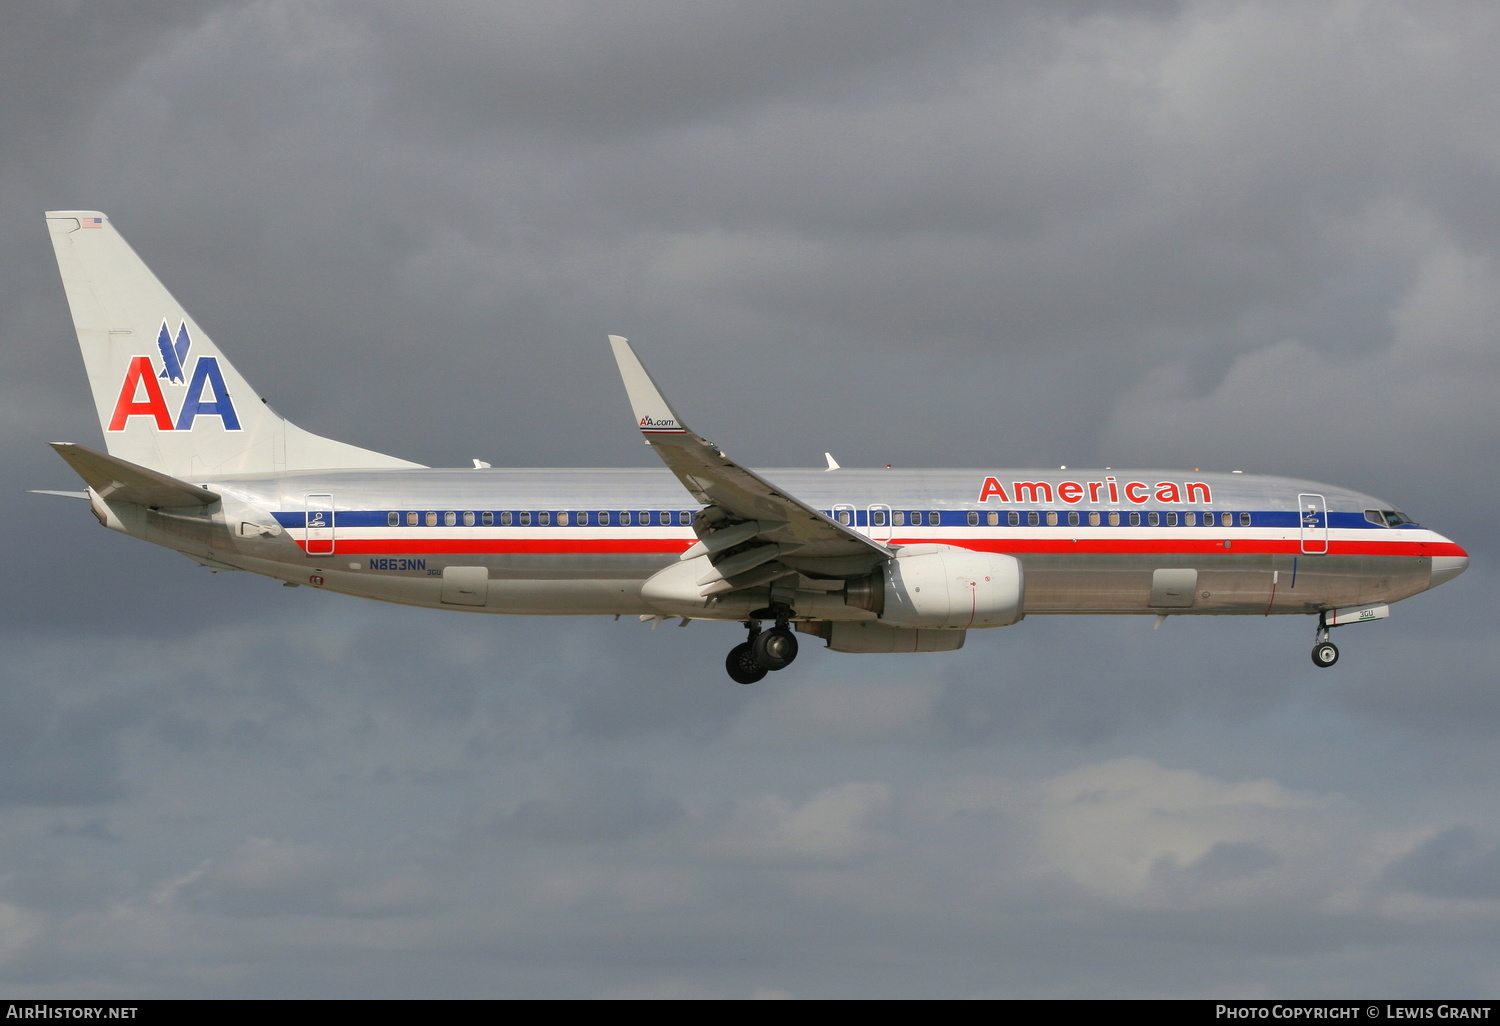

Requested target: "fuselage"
[{"left": 131, "top": 465, "right": 1466, "bottom": 622}]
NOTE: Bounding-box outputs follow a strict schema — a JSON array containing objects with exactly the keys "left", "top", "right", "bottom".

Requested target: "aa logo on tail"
[{"left": 108, "top": 321, "right": 241, "bottom": 432}]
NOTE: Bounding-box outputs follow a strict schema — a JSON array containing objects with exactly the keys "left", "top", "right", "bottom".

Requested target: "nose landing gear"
[
  {"left": 724, "top": 616, "right": 800, "bottom": 684},
  {"left": 1311, "top": 637, "right": 1339, "bottom": 668},
  {"left": 1308, "top": 603, "right": 1395, "bottom": 667},
  {"left": 1310, "top": 611, "right": 1340, "bottom": 668}
]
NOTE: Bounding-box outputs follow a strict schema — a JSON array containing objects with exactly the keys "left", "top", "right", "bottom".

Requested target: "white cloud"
[{"left": 708, "top": 781, "right": 893, "bottom": 863}]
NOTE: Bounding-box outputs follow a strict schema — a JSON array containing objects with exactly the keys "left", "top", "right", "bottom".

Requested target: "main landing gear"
[{"left": 725, "top": 613, "right": 799, "bottom": 684}]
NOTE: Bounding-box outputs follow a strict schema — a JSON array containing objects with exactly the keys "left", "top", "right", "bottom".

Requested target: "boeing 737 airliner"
[{"left": 41, "top": 211, "right": 1469, "bottom": 682}]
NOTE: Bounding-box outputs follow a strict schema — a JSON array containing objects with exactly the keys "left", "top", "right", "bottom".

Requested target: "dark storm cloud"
[
  {"left": 370, "top": 2, "right": 1004, "bottom": 141},
  {"left": 0, "top": 682, "right": 131, "bottom": 807},
  {"left": 0, "top": 2, "right": 220, "bottom": 168}
]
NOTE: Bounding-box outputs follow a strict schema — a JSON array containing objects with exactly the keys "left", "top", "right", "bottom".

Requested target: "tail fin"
[{"left": 45, "top": 211, "right": 423, "bottom": 477}]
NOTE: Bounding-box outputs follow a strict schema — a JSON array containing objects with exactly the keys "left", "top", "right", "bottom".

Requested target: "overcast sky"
[{"left": 2, "top": 0, "right": 1498, "bottom": 998}]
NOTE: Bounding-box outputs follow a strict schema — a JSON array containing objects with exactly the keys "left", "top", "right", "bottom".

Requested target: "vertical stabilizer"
[{"left": 45, "top": 211, "right": 423, "bottom": 477}]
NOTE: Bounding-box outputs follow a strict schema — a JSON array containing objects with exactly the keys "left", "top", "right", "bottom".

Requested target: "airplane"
[{"left": 40, "top": 211, "right": 1469, "bottom": 683}]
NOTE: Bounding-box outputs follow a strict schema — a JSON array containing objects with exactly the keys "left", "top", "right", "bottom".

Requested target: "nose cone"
[{"left": 1430, "top": 547, "right": 1469, "bottom": 589}]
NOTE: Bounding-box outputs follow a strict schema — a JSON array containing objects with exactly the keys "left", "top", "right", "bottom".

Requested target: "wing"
[{"left": 609, "top": 336, "right": 888, "bottom": 595}]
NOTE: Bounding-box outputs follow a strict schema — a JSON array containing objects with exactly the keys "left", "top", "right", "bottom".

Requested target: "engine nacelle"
[
  {"left": 798, "top": 620, "right": 968, "bottom": 653},
  {"left": 850, "top": 545, "right": 1024, "bottom": 629}
]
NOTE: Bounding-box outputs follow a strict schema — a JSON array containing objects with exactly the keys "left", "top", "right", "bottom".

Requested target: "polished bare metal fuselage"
[{"left": 128, "top": 465, "right": 1451, "bottom": 622}]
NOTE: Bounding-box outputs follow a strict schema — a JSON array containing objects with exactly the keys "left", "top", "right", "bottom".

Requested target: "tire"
[
  {"left": 752, "top": 627, "right": 799, "bottom": 671},
  {"left": 726, "top": 642, "right": 768, "bottom": 684},
  {"left": 1311, "top": 642, "right": 1339, "bottom": 668}
]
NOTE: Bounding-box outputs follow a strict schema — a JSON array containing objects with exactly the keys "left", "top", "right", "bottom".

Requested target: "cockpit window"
[{"left": 1383, "top": 509, "right": 1417, "bottom": 527}]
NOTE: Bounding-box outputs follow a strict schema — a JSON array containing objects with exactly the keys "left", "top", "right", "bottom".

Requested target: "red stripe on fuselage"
[
  {"left": 296, "top": 537, "right": 696, "bottom": 555},
  {"left": 291, "top": 535, "right": 1462, "bottom": 558},
  {"left": 957, "top": 538, "right": 1465, "bottom": 557}
]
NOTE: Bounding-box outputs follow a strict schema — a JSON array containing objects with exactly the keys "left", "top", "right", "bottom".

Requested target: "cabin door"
[
  {"left": 304, "top": 493, "right": 335, "bottom": 556},
  {"left": 1297, "top": 493, "right": 1328, "bottom": 554}
]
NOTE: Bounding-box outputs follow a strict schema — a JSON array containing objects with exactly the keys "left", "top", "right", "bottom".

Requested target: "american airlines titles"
[{"left": 977, "top": 476, "right": 1213, "bottom": 506}]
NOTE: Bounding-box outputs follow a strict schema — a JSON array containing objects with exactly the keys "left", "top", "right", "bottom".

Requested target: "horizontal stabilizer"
[
  {"left": 28, "top": 489, "right": 89, "bottom": 499},
  {"left": 49, "top": 442, "right": 220, "bottom": 507}
]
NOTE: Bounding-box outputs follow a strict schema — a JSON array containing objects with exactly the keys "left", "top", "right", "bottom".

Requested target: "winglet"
[{"left": 609, "top": 335, "right": 689, "bottom": 435}]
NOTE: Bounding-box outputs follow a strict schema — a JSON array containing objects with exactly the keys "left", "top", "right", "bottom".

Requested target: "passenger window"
[
  {"left": 1239, "top": 512, "right": 1251, "bottom": 527},
  {"left": 558, "top": 512, "right": 570, "bottom": 526},
  {"left": 1221, "top": 512, "right": 1233, "bottom": 527},
  {"left": 928, "top": 511, "right": 940, "bottom": 526},
  {"left": 537, "top": 511, "right": 550, "bottom": 525},
  {"left": 636, "top": 512, "right": 649, "bottom": 526},
  {"left": 1067, "top": 511, "right": 1079, "bottom": 527},
  {"left": 463, "top": 511, "right": 476, "bottom": 527},
  {"left": 500, "top": 511, "right": 512, "bottom": 526},
  {"left": 1007, "top": 511, "right": 1019, "bottom": 527},
  {"left": 1108, "top": 512, "right": 1120, "bottom": 527},
  {"left": 872, "top": 510, "right": 888, "bottom": 526},
  {"left": 893, "top": 511, "right": 906, "bottom": 526},
  {"left": 387, "top": 512, "right": 399, "bottom": 527},
  {"left": 837, "top": 510, "right": 851, "bottom": 525},
  {"left": 1166, "top": 512, "right": 1178, "bottom": 527},
  {"left": 1088, "top": 511, "right": 1100, "bottom": 527},
  {"left": 675, "top": 511, "right": 688, "bottom": 526},
  {"left": 1129, "top": 512, "right": 1141, "bottom": 526},
  {"left": 425, "top": 512, "right": 437, "bottom": 527},
  {"left": 1027, "top": 511, "right": 1039, "bottom": 526},
  {"left": 406, "top": 512, "right": 418, "bottom": 526},
  {"left": 519, "top": 512, "right": 532, "bottom": 526},
  {"left": 987, "top": 511, "right": 999, "bottom": 527},
  {"left": 1046, "top": 512, "right": 1059, "bottom": 527},
  {"left": 967, "top": 511, "right": 979, "bottom": 526},
  {"left": 1148, "top": 512, "right": 1159, "bottom": 527},
  {"left": 443, "top": 511, "right": 456, "bottom": 526}
]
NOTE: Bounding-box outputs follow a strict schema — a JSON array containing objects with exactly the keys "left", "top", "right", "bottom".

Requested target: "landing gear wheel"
[
  {"left": 1311, "top": 641, "right": 1339, "bottom": 668},
  {"left": 726, "top": 642, "right": 768, "bottom": 684},
  {"left": 752, "top": 627, "right": 799, "bottom": 671}
]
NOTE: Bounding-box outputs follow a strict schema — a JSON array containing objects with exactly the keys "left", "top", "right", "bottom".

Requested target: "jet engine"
[{"left": 846, "top": 545, "right": 1024, "bottom": 629}]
